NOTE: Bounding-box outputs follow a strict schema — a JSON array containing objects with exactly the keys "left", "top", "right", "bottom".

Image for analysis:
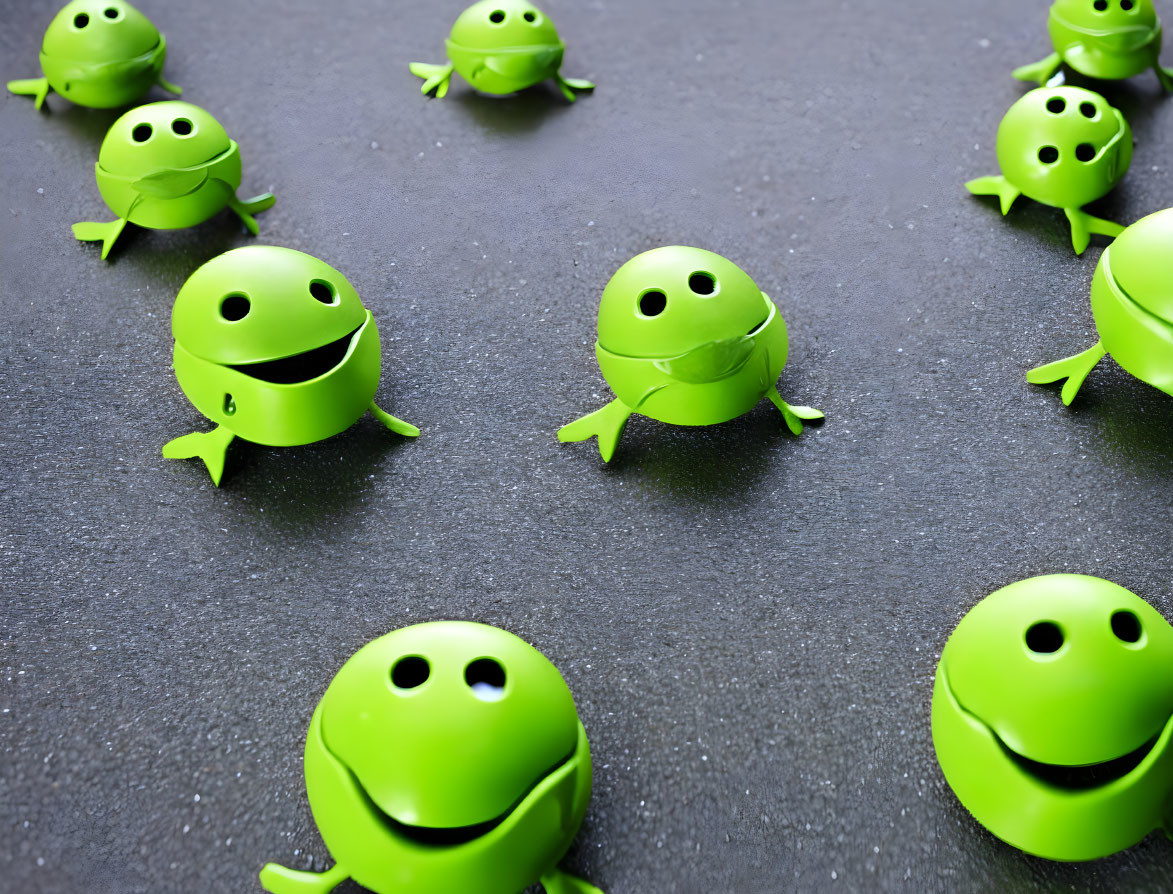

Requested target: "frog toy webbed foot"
[
  {"left": 541, "top": 867, "right": 606, "bottom": 894},
  {"left": 553, "top": 72, "right": 594, "bottom": 102},
  {"left": 1065, "top": 209, "right": 1125, "bottom": 256},
  {"left": 557, "top": 398, "right": 632, "bottom": 462},
  {"left": 227, "top": 193, "right": 276, "bottom": 235},
  {"left": 1012, "top": 52, "right": 1063, "bottom": 86},
  {"left": 259, "top": 862, "right": 348, "bottom": 894},
  {"left": 71, "top": 218, "right": 129, "bottom": 260},
  {"left": 6, "top": 77, "right": 52, "bottom": 110},
  {"left": 1026, "top": 341, "right": 1108, "bottom": 405},
  {"left": 766, "top": 387, "right": 824, "bottom": 435},
  {"left": 368, "top": 402, "right": 421, "bottom": 438},
  {"left": 161, "top": 424, "right": 235, "bottom": 486},
  {"left": 410, "top": 61, "right": 455, "bottom": 97}
]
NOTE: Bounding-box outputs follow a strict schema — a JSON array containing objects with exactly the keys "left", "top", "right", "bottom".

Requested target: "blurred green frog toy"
[
  {"left": 7, "top": 0, "right": 180, "bottom": 110},
  {"left": 966, "top": 86, "right": 1131, "bottom": 254},
  {"left": 559, "top": 246, "right": 823, "bottom": 462},
  {"left": 73, "top": 101, "right": 274, "bottom": 259},
  {"left": 259, "top": 621, "right": 604, "bottom": 894},
  {"left": 1014, "top": 0, "right": 1173, "bottom": 90},
  {"left": 163, "top": 246, "right": 419, "bottom": 486},
  {"left": 411, "top": 0, "right": 593, "bottom": 101}
]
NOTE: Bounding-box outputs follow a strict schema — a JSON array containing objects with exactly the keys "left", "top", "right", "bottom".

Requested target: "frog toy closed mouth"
[
  {"left": 1014, "top": 0, "right": 1173, "bottom": 90},
  {"left": 966, "top": 86, "right": 1132, "bottom": 255},
  {"left": 162, "top": 246, "right": 419, "bottom": 486},
  {"left": 932, "top": 574, "right": 1173, "bottom": 860},
  {"left": 411, "top": 0, "right": 593, "bottom": 102},
  {"left": 558, "top": 246, "right": 823, "bottom": 462},
  {"left": 72, "top": 101, "right": 274, "bottom": 259},
  {"left": 6, "top": 0, "right": 180, "bottom": 111},
  {"left": 1028, "top": 207, "right": 1173, "bottom": 403},
  {"left": 259, "top": 621, "right": 604, "bottom": 894}
]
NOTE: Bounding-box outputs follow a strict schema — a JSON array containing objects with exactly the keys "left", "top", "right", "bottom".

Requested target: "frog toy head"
[
  {"left": 933, "top": 574, "right": 1173, "bottom": 860},
  {"left": 558, "top": 246, "right": 824, "bottom": 461},
  {"left": 259, "top": 621, "right": 604, "bottom": 894},
  {"left": 410, "top": 1, "right": 594, "bottom": 102},
  {"left": 6, "top": 0, "right": 180, "bottom": 110}
]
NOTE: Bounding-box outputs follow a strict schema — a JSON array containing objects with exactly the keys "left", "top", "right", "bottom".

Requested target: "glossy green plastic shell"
[
  {"left": 1027, "top": 208, "right": 1173, "bottom": 403},
  {"left": 162, "top": 246, "right": 419, "bottom": 486},
  {"left": 6, "top": 0, "right": 180, "bottom": 110},
  {"left": 73, "top": 102, "right": 275, "bottom": 259},
  {"left": 558, "top": 247, "right": 823, "bottom": 462},
  {"left": 1013, "top": 0, "right": 1173, "bottom": 89},
  {"left": 410, "top": 1, "right": 593, "bottom": 102},
  {"left": 259, "top": 622, "right": 604, "bottom": 894},
  {"left": 966, "top": 87, "right": 1131, "bottom": 254},
  {"left": 932, "top": 574, "right": 1173, "bottom": 861}
]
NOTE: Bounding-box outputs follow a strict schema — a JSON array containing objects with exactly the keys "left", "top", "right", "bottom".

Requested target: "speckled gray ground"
[{"left": 2, "top": 0, "right": 1173, "bottom": 891}]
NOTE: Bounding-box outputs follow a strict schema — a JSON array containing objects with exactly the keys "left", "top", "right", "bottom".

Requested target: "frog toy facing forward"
[
  {"left": 411, "top": 0, "right": 593, "bottom": 102},
  {"left": 966, "top": 86, "right": 1132, "bottom": 254},
  {"left": 73, "top": 101, "right": 274, "bottom": 259},
  {"left": 259, "top": 621, "right": 604, "bottom": 894},
  {"left": 558, "top": 246, "right": 823, "bottom": 462},
  {"left": 163, "top": 246, "right": 419, "bottom": 486},
  {"left": 933, "top": 575, "right": 1173, "bottom": 860},
  {"left": 1028, "top": 207, "right": 1173, "bottom": 403},
  {"left": 7, "top": 0, "right": 180, "bottom": 110},
  {"left": 1014, "top": 0, "right": 1173, "bottom": 90}
]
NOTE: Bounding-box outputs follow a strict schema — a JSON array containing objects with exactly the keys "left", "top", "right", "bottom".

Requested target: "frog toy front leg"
[
  {"left": 161, "top": 424, "right": 235, "bottom": 487},
  {"left": 226, "top": 192, "right": 276, "bottom": 236},
  {"left": 557, "top": 398, "right": 633, "bottom": 462},
  {"left": 6, "top": 77, "right": 52, "bottom": 110},
  {"left": 553, "top": 71, "right": 594, "bottom": 103},
  {"left": 1012, "top": 52, "right": 1063, "bottom": 86},
  {"left": 766, "top": 388, "right": 824, "bottom": 435},
  {"left": 259, "top": 861, "right": 348, "bottom": 894},
  {"left": 965, "top": 175, "right": 1021, "bottom": 216},
  {"left": 1064, "top": 209, "right": 1124, "bottom": 256},
  {"left": 71, "top": 218, "right": 130, "bottom": 260},
  {"left": 410, "top": 61, "right": 455, "bottom": 97},
  {"left": 541, "top": 867, "right": 606, "bottom": 894},
  {"left": 368, "top": 401, "right": 421, "bottom": 438},
  {"left": 1026, "top": 341, "right": 1108, "bottom": 405}
]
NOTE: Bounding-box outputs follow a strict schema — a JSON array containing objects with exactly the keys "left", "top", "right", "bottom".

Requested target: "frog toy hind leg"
[
  {"left": 5, "top": 77, "right": 53, "bottom": 110},
  {"left": 1012, "top": 53, "right": 1065, "bottom": 86},
  {"left": 410, "top": 61, "right": 456, "bottom": 97},
  {"left": 1026, "top": 341, "right": 1108, "bottom": 405}
]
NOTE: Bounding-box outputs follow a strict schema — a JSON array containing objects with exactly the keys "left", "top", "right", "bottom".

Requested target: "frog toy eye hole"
[
  {"left": 1111, "top": 610, "right": 1142, "bottom": 643},
  {"left": 220, "top": 293, "right": 250, "bottom": 321},
  {"left": 309, "top": 280, "right": 338, "bottom": 305},
  {"left": 1080, "top": 101, "right": 1098, "bottom": 119},
  {"left": 489, "top": 9, "right": 506, "bottom": 23},
  {"left": 73, "top": 12, "right": 89, "bottom": 28},
  {"left": 1093, "top": 0, "right": 1109, "bottom": 10},
  {"left": 688, "top": 271, "right": 718, "bottom": 295},
  {"left": 171, "top": 118, "right": 194, "bottom": 136},
  {"left": 103, "top": 6, "right": 121, "bottom": 20},
  {"left": 1121, "top": 0, "right": 1135, "bottom": 9},
  {"left": 523, "top": 10, "right": 537, "bottom": 22},
  {"left": 131, "top": 123, "right": 153, "bottom": 142},
  {"left": 1045, "top": 97, "right": 1066, "bottom": 114},
  {"left": 1038, "top": 145, "right": 1059, "bottom": 164},
  {"left": 638, "top": 289, "right": 667, "bottom": 317},
  {"left": 391, "top": 656, "right": 430, "bottom": 689},
  {"left": 1025, "top": 621, "right": 1064, "bottom": 654},
  {"left": 465, "top": 658, "right": 506, "bottom": 701},
  {"left": 1075, "top": 143, "right": 1096, "bottom": 162}
]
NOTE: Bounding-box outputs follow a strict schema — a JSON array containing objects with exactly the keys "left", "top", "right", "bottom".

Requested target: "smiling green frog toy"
[
  {"left": 411, "top": 0, "right": 593, "bottom": 101},
  {"left": 259, "top": 621, "right": 604, "bottom": 894},
  {"left": 933, "top": 574, "right": 1173, "bottom": 860}
]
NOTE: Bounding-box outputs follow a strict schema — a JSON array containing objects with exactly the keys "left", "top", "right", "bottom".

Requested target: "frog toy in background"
[
  {"left": 558, "top": 246, "right": 823, "bottom": 462},
  {"left": 259, "top": 621, "right": 604, "bottom": 894},
  {"left": 966, "top": 86, "right": 1132, "bottom": 255},
  {"left": 72, "top": 101, "right": 274, "bottom": 259},
  {"left": 1028, "top": 207, "right": 1173, "bottom": 403},
  {"left": 410, "top": 0, "right": 593, "bottom": 102},
  {"left": 7, "top": 0, "right": 180, "bottom": 110},
  {"left": 932, "top": 574, "right": 1173, "bottom": 860},
  {"left": 163, "top": 246, "right": 419, "bottom": 486},
  {"left": 1014, "top": 0, "right": 1173, "bottom": 90}
]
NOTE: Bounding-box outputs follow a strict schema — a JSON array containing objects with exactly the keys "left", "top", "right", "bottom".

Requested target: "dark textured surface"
[{"left": 3, "top": 0, "right": 1173, "bottom": 891}]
